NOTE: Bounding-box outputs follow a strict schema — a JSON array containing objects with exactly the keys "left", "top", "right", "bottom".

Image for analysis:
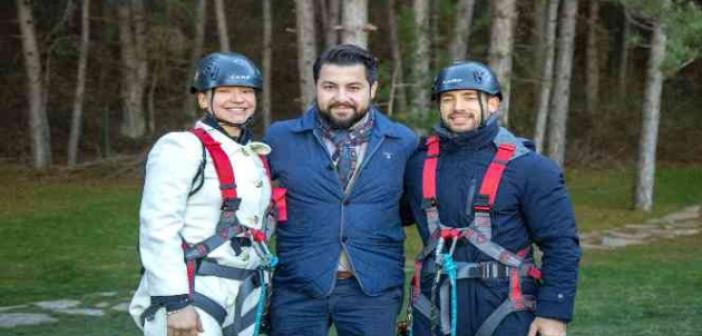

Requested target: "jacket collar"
[
  {"left": 431, "top": 116, "right": 532, "bottom": 160},
  {"left": 291, "top": 105, "right": 401, "bottom": 138},
  {"left": 433, "top": 116, "right": 500, "bottom": 151}
]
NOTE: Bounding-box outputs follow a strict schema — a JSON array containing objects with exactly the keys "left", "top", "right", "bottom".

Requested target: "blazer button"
[
  {"left": 343, "top": 200, "right": 350, "bottom": 205},
  {"left": 341, "top": 236, "right": 348, "bottom": 242}
]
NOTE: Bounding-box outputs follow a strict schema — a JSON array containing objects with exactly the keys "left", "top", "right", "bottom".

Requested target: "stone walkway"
[
  {"left": 0, "top": 292, "right": 131, "bottom": 328},
  {"left": 2, "top": 205, "right": 700, "bottom": 328},
  {"left": 580, "top": 204, "right": 701, "bottom": 249}
]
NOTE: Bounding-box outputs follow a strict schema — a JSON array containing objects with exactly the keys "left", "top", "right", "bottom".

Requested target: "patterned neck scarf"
[{"left": 317, "top": 109, "right": 375, "bottom": 189}]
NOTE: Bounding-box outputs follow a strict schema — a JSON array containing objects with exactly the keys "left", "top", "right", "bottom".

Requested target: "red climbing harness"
[
  {"left": 142, "top": 128, "right": 286, "bottom": 335},
  {"left": 404, "top": 135, "right": 542, "bottom": 336}
]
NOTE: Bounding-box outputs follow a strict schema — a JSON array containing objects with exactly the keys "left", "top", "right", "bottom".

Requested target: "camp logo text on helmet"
[
  {"left": 432, "top": 61, "right": 502, "bottom": 100},
  {"left": 191, "top": 52, "right": 263, "bottom": 93}
]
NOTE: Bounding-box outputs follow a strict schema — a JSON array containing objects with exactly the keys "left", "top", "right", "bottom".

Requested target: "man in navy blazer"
[{"left": 264, "top": 44, "right": 417, "bottom": 335}]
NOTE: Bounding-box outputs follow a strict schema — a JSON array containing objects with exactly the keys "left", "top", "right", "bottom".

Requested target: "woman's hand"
[{"left": 167, "top": 305, "right": 203, "bottom": 336}]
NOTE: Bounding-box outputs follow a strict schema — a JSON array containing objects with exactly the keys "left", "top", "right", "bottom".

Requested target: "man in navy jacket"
[
  {"left": 403, "top": 61, "right": 580, "bottom": 336},
  {"left": 263, "top": 44, "right": 418, "bottom": 335}
]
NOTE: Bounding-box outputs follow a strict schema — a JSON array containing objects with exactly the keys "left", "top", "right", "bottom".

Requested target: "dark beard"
[{"left": 318, "top": 105, "right": 367, "bottom": 129}]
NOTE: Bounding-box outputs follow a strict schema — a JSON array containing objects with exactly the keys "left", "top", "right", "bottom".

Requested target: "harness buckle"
[
  {"left": 439, "top": 228, "right": 460, "bottom": 240},
  {"left": 480, "top": 262, "right": 509, "bottom": 279},
  {"left": 480, "top": 263, "right": 491, "bottom": 279},
  {"left": 249, "top": 229, "right": 266, "bottom": 243},
  {"left": 473, "top": 194, "right": 491, "bottom": 213},
  {"left": 221, "top": 197, "right": 241, "bottom": 211},
  {"left": 422, "top": 198, "right": 438, "bottom": 209},
  {"left": 220, "top": 182, "right": 237, "bottom": 191}
]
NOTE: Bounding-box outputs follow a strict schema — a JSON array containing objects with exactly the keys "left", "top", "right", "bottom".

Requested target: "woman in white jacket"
[{"left": 130, "top": 52, "right": 277, "bottom": 336}]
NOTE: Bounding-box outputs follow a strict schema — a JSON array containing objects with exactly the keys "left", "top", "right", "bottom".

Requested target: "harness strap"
[
  {"left": 192, "top": 291, "right": 227, "bottom": 325},
  {"left": 182, "top": 242, "right": 196, "bottom": 295},
  {"left": 474, "top": 296, "right": 536, "bottom": 336},
  {"left": 197, "top": 259, "right": 257, "bottom": 280},
  {"left": 183, "top": 224, "right": 248, "bottom": 261},
  {"left": 422, "top": 135, "right": 440, "bottom": 200},
  {"left": 423, "top": 261, "right": 512, "bottom": 280},
  {"left": 412, "top": 293, "right": 435, "bottom": 322},
  {"left": 190, "top": 273, "right": 265, "bottom": 333},
  {"left": 223, "top": 308, "right": 258, "bottom": 336},
  {"left": 231, "top": 270, "right": 264, "bottom": 333},
  {"left": 472, "top": 143, "right": 515, "bottom": 241},
  {"left": 140, "top": 304, "right": 163, "bottom": 324},
  {"left": 260, "top": 153, "right": 288, "bottom": 226},
  {"left": 477, "top": 144, "right": 515, "bottom": 206},
  {"left": 420, "top": 238, "right": 541, "bottom": 280},
  {"left": 457, "top": 227, "right": 525, "bottom": 269},
  {"left": 272, "top": 188, "right": 287, "bottom": 221},
  {"left": 190, "top": 128, "right": 239, "bottom": 201},
  {"left": 421, "top": 136, "right": 441, "bottom": 236}
]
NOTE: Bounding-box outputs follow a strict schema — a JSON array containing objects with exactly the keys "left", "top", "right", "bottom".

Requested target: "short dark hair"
[{"left": 313, "top": 44, "right": 379, "bottom": 84}]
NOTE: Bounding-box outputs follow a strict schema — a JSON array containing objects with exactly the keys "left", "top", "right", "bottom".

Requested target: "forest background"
[{"left": 2, "top": 0, "right": 702, "bottom": 335}]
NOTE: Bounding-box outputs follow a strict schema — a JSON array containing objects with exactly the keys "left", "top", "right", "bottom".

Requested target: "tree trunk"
[
  {"left": 295, "top": 0, "right": 317, "bottom": 109},
  {"left": 214, "top": 0, "right": 230, "bottom": 51},
  {"left": 17, "top": 0, "right": 52, "bottom": 168},
  {"left": 430, "top": 0, "right": 440, "bottom": 69},
  {"left": 318, "top": 0, "right": 340, "bottom": 48},
  {"left": 547, "top": 0, "right": 578, "bottom": 167},
  {"left": 533, "top": 0, "right": 546, "bottom": 63},
  {"left": 449, "top": 0, "right": 476, "bottom": 61},
  {"left": 618, "top": 8, "right": 630, "bottom": 97},
  {"left": 147, "top": 59, "right": 160, "bottom": 134},
  {"left": 585, "top": 0, "right": 600, "bottom": 116},
  {"left": 411, "top": 0, "right": 431, "bottom": 119},
  {"left": 68, "top": 0, "right": 90, "bottom": 167},
  {"left": 487, "top": 0, "right": 518, "bottom": 126},
  {"left": 635, "top": 19, "right": 666, "bottom": 211},
  {"left": 182, "top": 0, "right": 206, "bottom": 120},
  {"left": 533, "top": 0, "right": 559, "bottom": 154},
  {"left": 341, "top": 0, "right": 368, "bottom": 48},
  {"left": 117, "top": 0, "right": 147, "bottom": 139},
  {"left": 387, "top": 0, "right": 407, "bottom": 116},
  {"left": 262, "top": 0, "right": 273, "bottom": 128}
]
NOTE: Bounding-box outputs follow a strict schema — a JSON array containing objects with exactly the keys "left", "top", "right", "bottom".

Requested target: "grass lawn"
[
  {"left": 569, "top": 234, "right": 702, "bottom": 336},
  {"left": 567, "top": 166, "right": 702, "bottom": 233},
  {"left": 0, "top": 166, "right": 142, "bottom": 306},
  {"left": 1, "top": 164, "right": 700, "bottom": 335}
]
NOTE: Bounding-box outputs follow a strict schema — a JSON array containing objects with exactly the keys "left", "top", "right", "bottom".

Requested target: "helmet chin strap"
[
  {"left": 477, "top": 91, "right": 486, "bottom": 128},
  {"left": 206, "top": 89, "right": 255, "bottom": 130}
]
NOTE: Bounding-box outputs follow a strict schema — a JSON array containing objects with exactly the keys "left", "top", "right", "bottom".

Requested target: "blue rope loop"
[
  {"left": 442, "top": 254, "right": 458, "bottom": 336},
  {"left": 252, "top": 269, "right": 267, "bottom": 336},
  {"left": 252, "top": 242, "right": 276, "bottom": 335},
  {"left": 267, "top": 255, "right": 279, "bottom": 268}
]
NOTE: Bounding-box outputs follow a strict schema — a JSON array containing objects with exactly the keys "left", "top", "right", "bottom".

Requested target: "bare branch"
[
  {"left": 625, "top": 8, "right": 655, "bottom": 31},
  {"left": 43, "top": 0, "right": 76, "bottom": 45}
]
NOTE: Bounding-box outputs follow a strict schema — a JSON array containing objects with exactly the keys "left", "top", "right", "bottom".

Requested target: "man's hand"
[
  {"left": 527, "top": 317, "right": 566, "bottom": 336},
  {"left": 167, "top": 305, "right": 203, "bottom": 336}
]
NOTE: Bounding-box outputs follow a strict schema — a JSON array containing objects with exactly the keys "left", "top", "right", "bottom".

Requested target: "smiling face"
[
  {"left": 315, "top": 64, "right": 378, "bottom": 129},
  {"left": 198, "top": 86, "right": 256, "bottom": 135},
  {"left": 438, "top": 89, "right": 500, "bottom": 133}
]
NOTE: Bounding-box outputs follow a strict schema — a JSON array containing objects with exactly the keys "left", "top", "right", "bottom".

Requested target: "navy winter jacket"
[
  {"left": 403, "top": 120, "right": 580, "bottom": 330},
  {"left": 264, "top": 106, "right": 418, "bottom": 297}
]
